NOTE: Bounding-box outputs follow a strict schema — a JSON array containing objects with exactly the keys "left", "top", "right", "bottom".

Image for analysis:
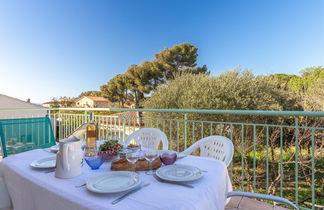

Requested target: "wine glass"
[
  {"left": 145, "top": 149, "right": 158, "bottom": 175},
  {"left": 126, "top": 150, "right": 139, "bottom": 172},
  {"left": 160, "top": 151, "right": 177, "bottom": 165}
]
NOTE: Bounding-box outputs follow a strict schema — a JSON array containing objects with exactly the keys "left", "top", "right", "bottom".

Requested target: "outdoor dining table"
[{"left": 0, "top": 149, "right": 232, "bottom": 210}]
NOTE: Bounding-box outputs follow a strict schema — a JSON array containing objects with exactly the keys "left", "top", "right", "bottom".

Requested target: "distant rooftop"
[
  {"left": 0, "top": 94, "right": 42, "bottom": 108},
  {"left": 80, "top": 96, "right": 109, "bottom": 102}
]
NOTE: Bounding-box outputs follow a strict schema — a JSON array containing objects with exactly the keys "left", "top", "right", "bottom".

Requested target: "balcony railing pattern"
[{"left": 0, "top": 107, "right": 323, "bottom": 210}]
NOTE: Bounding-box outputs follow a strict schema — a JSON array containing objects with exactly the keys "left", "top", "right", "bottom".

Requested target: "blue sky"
[{"left": 0, "top": 0, "right": 323, "bottom": 103}]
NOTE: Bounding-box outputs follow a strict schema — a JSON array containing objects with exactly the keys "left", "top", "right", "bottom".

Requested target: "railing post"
[
  {"left": 53, "top": 114, "right": 57, "bottom": 141},
  {"left": 253, "top": 125, "right": 256, "bottom": 192},
  {"left": 176, "top": 121, "right": 179, "bottom": 152},
  {"left": 294, "top": 117, "right": 299, "bottom": 206},
  {"left": 47, "top": 109, "right": 51, "bottom": 118},
  {"left": 169, "top": 120, "right": 173, "bottom": 150},
  {"left": 184, "top": 113, "right": 187, "bottom": 150},
  {"left": 57, "top": 113, "right": 61, "bottom": 140},
  {"left": 84, "top": 110, "right": 88, "bottom": 123},
  {"left": 280, "top": 127, "right": 283, "bottom": 198},
  {"left": 266, "top": 126, "right": 269, "bottom": 193},
  {"left": 241, "top": 124, "right": 244, "bottom": 191},
  {"left": 123, "top": 112, "right": 126, "bottom": 142},
  {"left": 47, "top": 109, "right": 54, "bottom": 140},
  {"left": 311, "top": 128, "right": 315, "bottom": 210}
]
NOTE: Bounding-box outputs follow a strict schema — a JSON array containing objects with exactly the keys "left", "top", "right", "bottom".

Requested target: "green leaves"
[
  {"left": 143, "top": 70, "right": 301, "bottom": 112},
  {"left": 101, "top": 74, "right": 130, "bottom": 107},
  {"left": 265, "top": 66, "right": 324, "bottom": 111},
  {"left": 267, "top": 66, "right": 324, "bottom": 92},
  {"left": 154, "top": 43, "right": 209, "bottom": 80},
  {"left": 101, "top": 43, "right": 209, "bottom": 107},
  {"left": 99, "top": 140, "right": 122, "bottom": 152},
  {"left": 78, "top": 91, "right": 102, "bottom": 97}
]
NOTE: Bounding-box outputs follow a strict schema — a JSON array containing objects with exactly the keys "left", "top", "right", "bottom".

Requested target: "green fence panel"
[{"left": 0, "top": 117, "right": 56, "bottom": 157}]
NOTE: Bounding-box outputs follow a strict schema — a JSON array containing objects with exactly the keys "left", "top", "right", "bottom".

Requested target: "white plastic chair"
[
  {"left": 182, "top": 136, "right": 234, "bottom": 166},
  {"left": 125, "top": 128, "right": 168, "bottom": 150},
  {"left": 183, "top": 136, "right": 298, "bottom": 209},
  {"left": 227, "top": 191, "right": 299, "bottom": 210}
]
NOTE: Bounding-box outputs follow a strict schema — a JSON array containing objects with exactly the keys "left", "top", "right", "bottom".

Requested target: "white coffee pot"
[{"left": 55, "top": 136, "right": 83, "bottom": 179}]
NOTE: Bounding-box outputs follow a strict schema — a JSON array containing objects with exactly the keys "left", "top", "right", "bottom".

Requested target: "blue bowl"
[{"left": 85, "top": 156, "right": 105, "bottom": 170}]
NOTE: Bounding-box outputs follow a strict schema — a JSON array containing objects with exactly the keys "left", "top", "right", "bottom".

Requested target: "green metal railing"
[{"left": 0, "top": 107, "right": 323, "bottom": 209}]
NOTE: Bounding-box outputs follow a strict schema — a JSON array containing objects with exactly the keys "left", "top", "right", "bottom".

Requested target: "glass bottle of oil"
[{"left": 85, "top": 112, "right": 97, "bottom": 156}]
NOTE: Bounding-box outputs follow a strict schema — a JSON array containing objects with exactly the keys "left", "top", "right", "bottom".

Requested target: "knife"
[
  {"left": 153, "top": 174, "right": 194, "bottom": 188},
  {"left": 44, "top": 168, "right": 56, "bottom": 173},
  {"left": 111, "top": 184, "right": 150, "bottom": 205}
]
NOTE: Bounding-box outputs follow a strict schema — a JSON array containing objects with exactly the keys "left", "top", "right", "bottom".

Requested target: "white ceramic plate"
[
  {"left": 158, "top": 150, "right": 187, "bottom": 159},
  {"left": 50, "top": 144, "right": 59, "bottom": 152},
  {"left": 86, "top": 171, "right": 141, "bottom": 193},
  {"left": 30, "top": 157, "right": 56, "bottom": 169},
  {"left": 156, "top": 164, "right": 203, "bottom": 182}
]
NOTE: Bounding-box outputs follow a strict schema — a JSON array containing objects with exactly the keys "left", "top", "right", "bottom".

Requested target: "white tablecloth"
[{"left": 0, "top": 149, "right": 232, "bottom": 210}]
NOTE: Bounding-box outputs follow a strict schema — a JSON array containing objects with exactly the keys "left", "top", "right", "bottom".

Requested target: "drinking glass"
[
  {"left": 160, "top": 151, "right": 177, "bottom": 165},
  {"left": 84, "top": 152, "right": 105, "bottom": 170},
  {"left": 145, "top": 149, "right": 158, "bottom": 175},
  {"left": 126, "top": 150, "right": 139, "bottom": 172},
  {"left": 116, "top": 135, "right": 128, "bottom": 158}
]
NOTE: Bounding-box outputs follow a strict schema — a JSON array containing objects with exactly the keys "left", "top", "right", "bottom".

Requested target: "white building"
[
  {"left": 0, "top": 94, "right": 47, "bottom": 119},
  {"left": 42, "top": 101, "right": 52, "bottom": 108},
  {"left": 76, "top": 96, "right": 110, "bottom": 108}
]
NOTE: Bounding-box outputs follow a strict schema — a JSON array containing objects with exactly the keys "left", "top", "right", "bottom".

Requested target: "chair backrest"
[
  {"left": 0, "top": 117, "right": 56, "bottom": 157},
  {"left": 182, "top": 136, "right": 234, "bottom": 166},
  {"left": 125, "top": 128, "right": 168, "bottom": 150}
]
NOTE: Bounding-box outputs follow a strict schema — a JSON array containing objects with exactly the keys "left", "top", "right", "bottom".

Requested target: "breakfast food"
[
  {"left": 99, "top": 140, "right": 123, "bottom": 161},
  {"left": 126, "top": 143, "right": 141, "bottom": 152},
  {"left": 127, "top": 143, "right": 139, "bottom": 148},
  {"left": 111, "top": 158, "right": 162, "bottom": 171},
  {"left": 99, "top": 140, "right": 122, "bottom": 152}
]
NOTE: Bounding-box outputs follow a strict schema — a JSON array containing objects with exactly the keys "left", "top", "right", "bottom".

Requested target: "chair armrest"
[
  {"left": 181, "top": 142, "right": 201, "bottom": 155},
  {"left": 227, "top": 191, "right": 298, "bottom": 210}
]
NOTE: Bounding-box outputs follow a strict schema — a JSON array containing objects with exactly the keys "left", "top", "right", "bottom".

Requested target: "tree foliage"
[
  {"left": 51, "top": 96, "right": 75, "bottom": 107},
  {"left": 303, "top": 78, "right": 324, "bottom": 111},
  {"left": 267, "top": 66, "right": 324, "bottom": 111},
  {"left": 88, "top": 43, "right": 323, "bottom": 112},
  {"left": 143, "top": 71, "right": 300, "bottom": 112},
  {"left": 78, "top": 90, "right": 102, "bottom": 97},
  {"left": 101, "top": 43, "right": 209, "bottom": 107},
  {"left": 153, "top": 43, "right": 209, "bottom": 80},
  {"left": 100, "top": 74, "right": 130, "bottom": 107},
  {"left": 268, "top": 66, "right": 324, "bottom": 92}
]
